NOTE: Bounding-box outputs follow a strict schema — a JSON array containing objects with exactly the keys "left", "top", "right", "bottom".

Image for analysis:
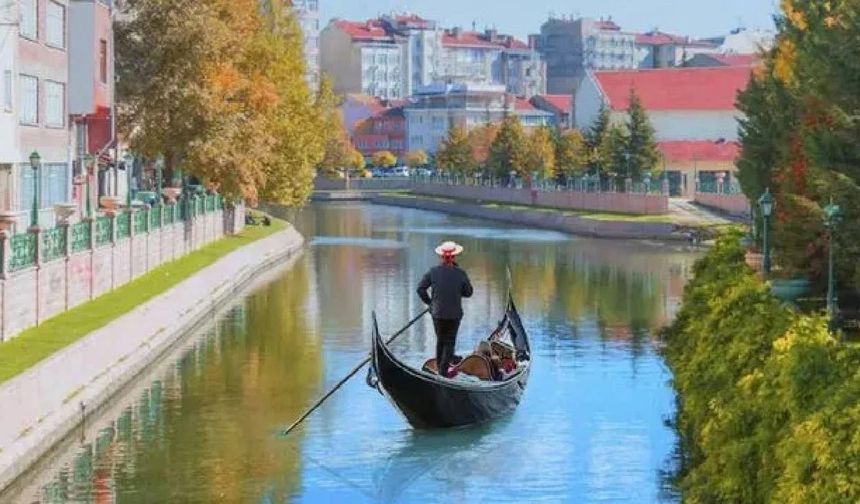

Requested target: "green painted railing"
[
  {"left": 116, "top": 213, "right": 130, "bottom": 239},
  {"left": 150, "top": 206, "right": 161, "bottom": 229},
  {"left": 165, "top": 205, "right": 175, "bottom": 224},
  {"left": 41, "top": 227, "right": 66, "bottom": 263},
  {"left": 71, "top": 221, "right": 91, "bottom": 253},
  {"left": 10, "top": 233, "right": 36, "bottom": 272},
  {"left": 96, "top": 216, "right": 112, "bottom": 246},
  {"left": 133, "top": 210, "right": 147, "bottom": 234}
]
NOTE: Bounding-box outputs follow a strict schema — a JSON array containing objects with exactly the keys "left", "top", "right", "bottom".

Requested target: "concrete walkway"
[
  {"left": 669, "top": 198, "right": 736, "bottom": 226},
  {"left": 0, "top": 225, "right": 304, "bottom": 492}
]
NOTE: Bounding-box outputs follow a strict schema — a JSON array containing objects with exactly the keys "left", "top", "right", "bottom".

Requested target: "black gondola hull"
[{"left": 371, "top": 300, "right": 530, "bottom": 429}]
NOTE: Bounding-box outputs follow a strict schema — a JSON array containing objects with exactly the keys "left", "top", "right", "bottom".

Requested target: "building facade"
[
  {"left": 0, "top": 2, "right": 20, "bottom": 214},
  {"left": 17, "top": 0, "right": 74, "bottom": 229},
  {"left": 69, "top": 0, "right": 113, "bottom": 216},
  {"left": 322, "top": 15, "right": 546, "bottom": 100},
  {"left": 291, "top": 0, "right": 320, "bottom": 91},
  {"left": 530, "top": 94, "right": 573, "bottom": 129},
  {"left": 574, "top": 66, "right": 752, "bottom": 195},
  {"left": 404, "top": 83, "right": 553, "bottom": 155},
  {"left": 320, "top": 19, "right": 407, "bottom": 100},
  {"left": 634, "top": 30, "right": 719, "bottom": 69},
  {"left": 534, "top": 16, "right": 637, "bottom": 94},
  {"left": 352, "top": 106, "right": 406, "bottom": 159}
]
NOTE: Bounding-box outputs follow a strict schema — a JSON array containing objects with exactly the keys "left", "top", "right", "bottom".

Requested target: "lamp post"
[
  {"left": 155, "top": 156, "right": 163, "bottom": 206},
  {"left": 83, "top": 154, "right": 94, "bottom": 218},
  {"left": 823, "top": 198, "right": 843, "bottom": 328},
  {"left": 28, "top": 151, "right": 41, "bottom": 228},
  {"left": 758, "top": 188, "right": 775, "bottom": 275},
  {"left": 123, "top": 153, "right": 134, "bottom": 208}
]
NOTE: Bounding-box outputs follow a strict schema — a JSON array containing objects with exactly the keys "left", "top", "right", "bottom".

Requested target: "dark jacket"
[{"left": 417, "top": 264, "right": 473, "bottom": 320}]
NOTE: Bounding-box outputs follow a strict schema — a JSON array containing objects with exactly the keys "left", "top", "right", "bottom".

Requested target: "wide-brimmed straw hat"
[{"left": 434, "top": 240, "right": 464, "bottom": 256}]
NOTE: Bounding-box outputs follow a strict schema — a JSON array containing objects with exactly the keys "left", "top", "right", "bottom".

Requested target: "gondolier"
[{"left": 417, "top": 241, "right": 473, "bottom": 378}]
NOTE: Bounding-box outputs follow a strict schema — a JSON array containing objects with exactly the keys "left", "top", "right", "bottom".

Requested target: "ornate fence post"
[
  {"left": 30, "top": 226, "right": 43, "bottom": 267},
  {"left": 0, "top": 231, "right": 9, "bottom": 280},
  {"left": 110, "top": 213, "right": 118, "bottom": 245}
]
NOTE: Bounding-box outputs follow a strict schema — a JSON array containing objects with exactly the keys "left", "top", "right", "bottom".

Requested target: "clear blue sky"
[{"left": 320, "top": 0, "right": 779, "bottom": 40}]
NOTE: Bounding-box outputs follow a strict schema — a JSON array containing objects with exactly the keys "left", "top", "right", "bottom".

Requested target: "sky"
[{"left": 320, "top": 0, "right": 780, "bottom": 40}]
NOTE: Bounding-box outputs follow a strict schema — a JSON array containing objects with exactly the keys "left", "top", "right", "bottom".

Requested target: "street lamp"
[
  {"left": 155, "top": 156, "right": 164, "bottom": 206},
  {"left": 123, "top": 153, "right": 134, "bottom": 208},
  {"left": 758, "top": 188, "right": 775, "bottom": 275},
  {"left": 823, "top": 198, "right": 843, "bottom": 328},
  {"left": 83, "top": 154, "right": 94, "bottom": 218},
  {"left": 28, "top": 151, "right": 41, "bottom": 228}
]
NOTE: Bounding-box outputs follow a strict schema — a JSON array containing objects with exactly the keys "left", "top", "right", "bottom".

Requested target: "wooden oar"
[{"left": 281, "top": 308, "right": 430, "bottom": 436}]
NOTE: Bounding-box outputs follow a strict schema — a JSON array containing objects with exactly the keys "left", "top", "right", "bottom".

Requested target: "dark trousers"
[{"left": 433, "top": 318, "right": 461, "bottom": 377}]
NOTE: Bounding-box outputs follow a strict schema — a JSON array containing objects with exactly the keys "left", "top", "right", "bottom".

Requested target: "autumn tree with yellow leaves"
[{"left": 116, "top": 0, "right": 332, "bottom": 206}]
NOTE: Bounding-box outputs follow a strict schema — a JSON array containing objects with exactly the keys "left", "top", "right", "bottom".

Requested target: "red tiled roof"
[
  {"left": 514, "top": 97, "right": 536, "bottom": 111},
  {"left": 441, "top": 30, "right": 529, "bottom": 50},
  {"left": 595, "top": 20, "right": 621, "bottom": 31},
  {"left": 658, "top": 140, "right": 740, "bottom": 162},
  {"left": 593, "top": 66, "right": 751, "bottom": 111},
  {"left": 709, "top": 53, "right": 759, "bottom": 66},
  {"left": 534, "top": 94, "right": 572, "bottom": 113},
  {"left": 335, "top": 20, "right": 396, "bottom": 43},
  {"left": 393, "top": 14, "right": 430, "bottom": 28},
  {"left": 442, "top": 31, "right": 501, "bottom": 48}
]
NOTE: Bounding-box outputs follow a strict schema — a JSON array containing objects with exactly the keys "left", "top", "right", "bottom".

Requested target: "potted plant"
[
  {"left": 99, "top": 195, "right": 123, "bottom": 216},
  {"left": 53, "top": 202, "right": 77, "bottom": 224}
]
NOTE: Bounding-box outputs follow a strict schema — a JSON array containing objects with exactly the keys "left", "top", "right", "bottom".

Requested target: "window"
[
  {"left": 21, "top": 163, "right": 69, "bottom": 212},
  {"left": 45, "top": 81, "right": 64, "bottom": 127},
  {"left": 46, "top": 1, "right": 65, "bottom": 48},
  {"left": 20, "top": 0, "right": 37, "bottom": 39},
  {"left": 99, "top": 39, "right": 108, "bottom": 83},
  {"left": 19, "top": 75, "right": 37, "bottom": 125},
  {"left": 3, "top": 70, "right": 11, "bottom": 112}
]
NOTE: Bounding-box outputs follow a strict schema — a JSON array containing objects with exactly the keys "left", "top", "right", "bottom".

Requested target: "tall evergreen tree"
[
  {"left": 585, "top": 106, "right": 611, "bottom": 150},
  {"left": 625, "top": 90, "right": 660, "bottom": 178}
]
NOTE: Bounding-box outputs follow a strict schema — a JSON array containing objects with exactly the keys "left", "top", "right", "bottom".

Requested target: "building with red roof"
[
  {"left": 530, "top": 94, "right": 573, "bottom": 128},
  {"left": 574, "top": 66, "right": 752, "bottom": 196},
  {"left": 685, "top": 52, "right": 760, "bottom": 68},
  {"left": 322, "top": 15, "right": 545, "bottom": 100},
  {"left": 634, "top": 30, "right": 720, "bottom": 69},
  {"left": 352, "top": 106, "right": 407, "bottom": 159}
]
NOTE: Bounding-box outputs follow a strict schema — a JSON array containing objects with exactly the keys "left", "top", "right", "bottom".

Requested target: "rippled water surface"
[{"left": 3, "top": 203, "right": 701, "bottom": 503}]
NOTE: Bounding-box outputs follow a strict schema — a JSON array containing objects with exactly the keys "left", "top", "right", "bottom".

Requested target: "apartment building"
[
  {"left": 291, "top": 0, "right": 320, "bottom": 91},
  {"left": 17, "top": 0, "right": 73, "bottom": 227},
  {"left": 534, "top": 16, "right": 637, "bottom": 94},
  {"left": 322, "top": 15, "right": 546, "bottom": 100},
  {"left": 404, "top": 83, "right": 553, "bottom": 155}
]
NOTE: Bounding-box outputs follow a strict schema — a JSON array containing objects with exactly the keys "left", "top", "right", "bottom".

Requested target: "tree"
[
  {"left": 436, "top": 125, "right": 476, "bottom": 174},
  {"left": 526, "top": 126, "right": 556, "bottom": 179},
  {"left": 346, "top": 148, "right": 365, "bottom": 171},
  {"left": 372, "top": 150, "right": 397, "bottom": 168},
  {"left": 625, "top": 89, "right": 660, "bottom": 178},
  {"left": 488, "top": 116, "right": 529, "bottom": 178},
  {"left": 405, "top": 150, "right": 429, "bottom": 168},
  {"left": 598, "top": 124, "right": 628, "bottom": 176},
  {"left": 585, "top": 106, "right": 611, "bottom": 150},
  {"left": 467, "top": 124, "right": 499, "bottom": 171},
  {"left": 555, "top": 129, "right": 590, "bottom": 179}
]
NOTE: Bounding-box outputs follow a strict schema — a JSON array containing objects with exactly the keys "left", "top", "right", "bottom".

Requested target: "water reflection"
[{"left": 5, "top": 203, "right": 699, "bottom": 503}]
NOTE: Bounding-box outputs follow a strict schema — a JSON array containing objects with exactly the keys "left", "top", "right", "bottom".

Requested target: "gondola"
[{"left": 368, "top": 295, "right": 531, "bottom": 429}]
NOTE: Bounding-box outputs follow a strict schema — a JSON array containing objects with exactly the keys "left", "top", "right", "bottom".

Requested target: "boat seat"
[
  {"left": 490, "top": 341, "right": 515, "bottom": 359},
  {"left": 422, "top": 358, "right": 438, "bottom": 374},
  {"left": 456, "top": 355, "right": 493, "bottom": 381}
]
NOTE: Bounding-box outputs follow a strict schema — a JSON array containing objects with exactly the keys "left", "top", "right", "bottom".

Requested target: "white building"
[
  {"left": 0, "top": 1, "right": 20, "bottom": 213},
  {"left": 320, "top": 19, "right": 407, "bottom": 99},
  {"left": 405, "top": 83, "right": 553, "bottom": 154},
  {"left": 634, "top": 30, "right": 720, "bottom": 68},
  {"left": 574, "top": 66, "right": 752, "bottom": 196},
  {"left": 321, "top": 15, "right": 546, "bottom": 100},
  {"left": 291, "top": 0, "right": 320, "bottom": 91}
]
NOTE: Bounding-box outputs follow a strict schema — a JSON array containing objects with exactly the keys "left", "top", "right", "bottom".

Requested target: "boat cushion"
[{"left": 456, "top": 355, "right": 493, "bottom": 381}]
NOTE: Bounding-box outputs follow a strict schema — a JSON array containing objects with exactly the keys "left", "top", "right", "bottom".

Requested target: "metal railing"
[
  {"left": 412, "top": 174, "right": 667, "bottom": 195},
  {"left": 4, "top": 194, "right": 225, "bottom": 274}
]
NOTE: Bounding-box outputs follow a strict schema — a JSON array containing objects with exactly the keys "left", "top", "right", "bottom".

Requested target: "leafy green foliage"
[
  {"left": 488, "top": 116, "right": 530, "bottom": 177},
  {"left": 664, "top": 231, "right": 860, "bottom": 502},
  {"left": 436, "top": 125, "right": 476, "bottom": 174}
]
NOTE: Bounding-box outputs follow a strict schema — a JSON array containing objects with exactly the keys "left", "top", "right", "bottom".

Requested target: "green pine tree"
[
  {"left": 436, "top": 125, "right": 476, "bottom": 174},
  {"left": 625, "top": 89, "right": 660, "bottom": 178}
]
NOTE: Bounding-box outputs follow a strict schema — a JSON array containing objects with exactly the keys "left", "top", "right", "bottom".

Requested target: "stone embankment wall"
[
  {"left": 374, "top": 196, "right": 681, "bottom": 240},
  {"left": 0, "top": 203, "right": 246, "bottom": 342},
  {"left": 412, "top": 183, "right": 669, "bottom": 215},
  {"left": 0, "top": 222, "right": 303, "bottom": 492},
  {"left": 693, "top": 192, "right": 751, "bottom": 218}
]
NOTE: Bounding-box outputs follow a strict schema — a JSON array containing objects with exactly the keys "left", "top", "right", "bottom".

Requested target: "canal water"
[{"left": 3, "top": 203, "right": 700, "bottom": 503}]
